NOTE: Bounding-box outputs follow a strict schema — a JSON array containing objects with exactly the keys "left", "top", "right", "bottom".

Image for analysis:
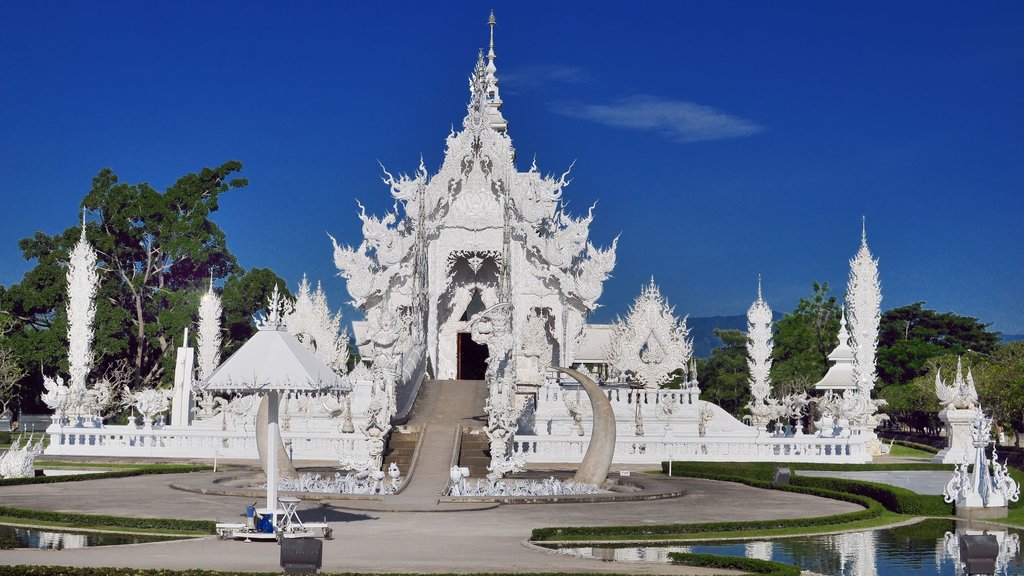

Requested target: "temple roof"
[
  {"left": 813, "top": 310, "right": 856, "bottom": 391},
  {"left": 202, "top": 324, "right": 348, "bottom": 394}
]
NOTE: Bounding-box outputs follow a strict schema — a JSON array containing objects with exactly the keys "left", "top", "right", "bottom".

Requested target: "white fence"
[
  {"left": 513, "top": 433, "right": 873, "bottom": 464},
  {"left": 44, "top": 423, "right": 363, "bottom": 461}
]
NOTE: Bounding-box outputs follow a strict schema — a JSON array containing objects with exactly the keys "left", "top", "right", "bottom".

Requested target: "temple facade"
[{"left": 334, "top": 14, "right": 616, "bottom": 384}]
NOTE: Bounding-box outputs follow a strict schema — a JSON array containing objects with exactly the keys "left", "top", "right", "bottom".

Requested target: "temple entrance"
[{"left": 457, "top": 332, "right": 489, "bottom": 380}]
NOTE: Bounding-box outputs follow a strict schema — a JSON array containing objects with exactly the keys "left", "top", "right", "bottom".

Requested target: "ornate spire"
[
  {"left": 66, "top": 211, "right": 100, "bottom": 404},
  {"left": 847, "top": 220, "right": 881, "bottom": 394},
  {"left": 746, "top": 278, "right": 774, "bottom": 429},
  {"left": 196, "top": 276, "right": 223, "bottom": 380},
  {"left": 479, "top": 11, "right": 507, "bottom": 132}
]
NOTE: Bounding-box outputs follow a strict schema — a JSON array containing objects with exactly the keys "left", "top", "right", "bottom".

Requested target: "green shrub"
[
  {"left": 892, "top": 439, "right": 940, "bottom": 454},
  {"left": 0, "top": 505, "right": 216, "bottom": 534},
  {"left": 670, "top": 552, "right": 801, "bottom": 576},
  {"left": 791, "top": 475, "right": 952, "bottom": 515}
]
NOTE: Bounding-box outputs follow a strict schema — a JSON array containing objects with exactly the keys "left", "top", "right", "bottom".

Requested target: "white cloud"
[
  {"left": 499, "top": 64, "right": 590, "bottom": 90},
  {"left": 553, "top": 95, "right": 763, "bottom": 143}
]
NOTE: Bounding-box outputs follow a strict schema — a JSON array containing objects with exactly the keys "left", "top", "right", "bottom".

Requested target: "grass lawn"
[{"left": 887, "top": 444, "right": 937, "bottom": 459}]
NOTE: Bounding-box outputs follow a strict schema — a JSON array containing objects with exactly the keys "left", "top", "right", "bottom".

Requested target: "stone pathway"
[
  {"left": 795, "top": 470, "right": 952, "bottom": 495},
  {"left": 0, "top": 472, "right": 860, "bottom": 574}
]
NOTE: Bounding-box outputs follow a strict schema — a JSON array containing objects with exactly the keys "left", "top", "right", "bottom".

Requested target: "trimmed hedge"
[
  {"left": 670, "top": 552, "right": 801, "bottom": 576},
  {"left": 791, "top": 475, "right": 951, "bottom": 515},
  {"left": 662, "top": 461, "right": 950, "bottom": 476},
  {"left": 0, "top": 464, "right": 212, "bottom": 487},
  {"left": 0, "top": 505, "right": 216, "bottom": 534},
  {"left": 663, "top": 461, "right": 953, "bottom": 516}
]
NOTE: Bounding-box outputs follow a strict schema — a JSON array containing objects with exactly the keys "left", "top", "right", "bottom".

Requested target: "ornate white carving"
[
  {"left": 944, "top": 407, "right": 1020, "bottom": 509},
  {"left": 606, "top": 278, "right": 692, "bottom": 389},
  {"left": 196, "top": 280, "right": 222, "bottom": 381},
  {"left": 0, "top": 435, "right": 44, "bottom": 478},
  {"left": 40, "top": 374, "right": 71, "bottom": 419},
  {"left": 847, "top": 220, "right": 881, "bottom": 394},
  {"left": 285, "top": 275, "right": 350, "bottom": 375},
  {"left": 935, "top": 357, "right": 979, "bottom": 410},
  {"left": 65, "top": 218, "right": 101, "bottom": 414},
  {"left": 745, "top": 278, "right": 775, "bottom": 430},
  {"left": 330, "top": 18, "right": 615, "bottom": 383},
  {"left": 129, "top": 386, "right": 173, "bottom": 425}
]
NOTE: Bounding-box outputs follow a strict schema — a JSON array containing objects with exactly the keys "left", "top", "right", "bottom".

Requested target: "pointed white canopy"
[
  {"left": 813, "top": 309, "right": 856, "bottom": 392},
  {"left": 203, "top": 325, "right": 348, "bottom": 393}
]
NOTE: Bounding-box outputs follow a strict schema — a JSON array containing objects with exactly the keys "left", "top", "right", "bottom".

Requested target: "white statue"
[
  {"left": 935, "top": 357, "right": 979, "bottom": 410},
  {"left": 0, "top": 435, "right": 44, "bottom": 478},
  {"left": 129, "top": 386, "right": 173, "bottom": 427},
  {"left": 40, "top": 374, "right": 71, "bottom": 420},
  {"left": 944, "top": 408, "right": 1020, "bottom": 512},
  {"left": 606, "top": 278, "right": 693, "bottom": 389}
]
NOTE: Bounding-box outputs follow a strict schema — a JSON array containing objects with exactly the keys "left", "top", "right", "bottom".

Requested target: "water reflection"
[
  {"left": 550, "top": 519, "right": 1024, "bottom": 576},
  {"left": 0, "top": 524, "right": 183, "bottom": 549}
]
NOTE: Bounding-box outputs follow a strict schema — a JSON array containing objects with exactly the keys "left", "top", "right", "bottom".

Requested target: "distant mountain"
[
  {"left": 688, "top": 313, "right": 782, "bottom": 358},
  {"left": 1003, "top": 334, "right": 1024, "bottom": 343}
]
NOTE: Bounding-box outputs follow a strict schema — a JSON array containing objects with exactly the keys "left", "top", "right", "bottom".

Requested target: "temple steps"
[
  {"left": 458, "top": 427, "right": 491, "bottom": 477},
  {"left": 382, "top": 426, "right": 420, "bottom": 477},
  {"left": 386, "top": 379, "right": 488, "bottom": 503}
]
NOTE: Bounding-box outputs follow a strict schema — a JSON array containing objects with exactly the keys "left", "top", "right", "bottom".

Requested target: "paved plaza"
[
  {"left": 795, "top": 469, "right": 952, "bottom": 495},
  {"left": 0, "top": 471, "right": 860, "bottom": 574}
]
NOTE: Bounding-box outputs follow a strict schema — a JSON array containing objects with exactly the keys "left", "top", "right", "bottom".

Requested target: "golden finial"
[{"left": 489, "top": 9, "right": 496, "bottom": 26}]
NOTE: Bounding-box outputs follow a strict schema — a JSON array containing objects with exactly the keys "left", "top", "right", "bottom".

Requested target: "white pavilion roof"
[
  {"left": 813, "top": 314, "right": 856, "bottom": 391},
  {"left": 575, "top": 324, "right": 614, "bottom": 364},
  {"left": 203, "top": 325, "right": 348, "bottom": 393}
]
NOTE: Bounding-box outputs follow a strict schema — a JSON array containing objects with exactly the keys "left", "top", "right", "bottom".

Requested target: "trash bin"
[
  {"left": 281, "top": 537, "right": 323, "bottom": 574},
  {"left": 772, "top": 467, "right": 791, "bottom": 487},
  {"left": 959, "top": 533, "right": 998, "bottom": 575}
]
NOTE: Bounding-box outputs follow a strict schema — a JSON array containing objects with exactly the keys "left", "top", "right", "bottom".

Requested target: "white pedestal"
[{"left": 934, "top": 407, "right": 979, "bottom": 464}]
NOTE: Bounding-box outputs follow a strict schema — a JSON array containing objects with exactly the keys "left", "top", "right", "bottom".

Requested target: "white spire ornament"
[
  {"left": 606, "top": 278, "right": 693, "bottom": 389},
  {"left": 285, "top": 275, "right": 350, "bottom": 375},
  {"left": 196, "top": 278, "right": 222, "bottom": 381},
  {"left": 745, "top": 276, "right": 775, "bottom": 431},
  {"left": 65, "top": 212, "right": 101, "bottom": 415},
  {"left": 846, "top": 217, "right": 881, "bottom": 394}
]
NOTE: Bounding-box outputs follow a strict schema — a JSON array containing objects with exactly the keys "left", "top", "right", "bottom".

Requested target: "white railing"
[
  {"left": 512, "top": 433, "right": 872, "bottom": 464},
  {"left": 45, "top": 424, "right": 363, "bottom": 461}
]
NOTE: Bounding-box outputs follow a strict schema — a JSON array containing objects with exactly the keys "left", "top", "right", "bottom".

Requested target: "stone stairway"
[
  {"left": 359, "top": 379, "right": 488, "bottom": 510},
  {"left": 382, "top": 426, "right": 420, "bottom": 477},
  {"left": 458, "top": 427, "right": 491, "bottom": 477}
]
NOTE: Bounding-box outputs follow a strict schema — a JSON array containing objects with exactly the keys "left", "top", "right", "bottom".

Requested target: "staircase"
[
  {"left": 383, "top": 379, "right": 488, "bottom": 507},
  {"left": 457, "top": 427, "right": 491, "bottom": 477},
  {"left": 382, "top": 426, "right": 420, "bottom": 476}
]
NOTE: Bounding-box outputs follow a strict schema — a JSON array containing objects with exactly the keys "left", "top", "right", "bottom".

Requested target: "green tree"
[
  {"left": 771, "top": 281, "right": 841, "bottom": 394},
  {"left": 877, "top": 302, "right": 1000, "bottom": 386},
  {"left": 0, "top": 162, "right": 268, "bottom": 401},
  {"left": 698, "top": 329, "right": 749, "bottom": 416},
  {"left": 220, "top": 268, "right": 292, "bottom": 357}
]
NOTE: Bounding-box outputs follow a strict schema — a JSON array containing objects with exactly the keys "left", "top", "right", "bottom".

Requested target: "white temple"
[{"left": 41, "top": 14, "right": 889, "bottom": 469}]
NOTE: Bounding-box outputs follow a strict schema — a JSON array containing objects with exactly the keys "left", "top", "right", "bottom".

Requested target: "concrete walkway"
[
  {"left": 0, "top": 471, "right": 861, "bottom": 574},
  {"left": 795, "top": 470, "right": 952, "bottom": 495}
]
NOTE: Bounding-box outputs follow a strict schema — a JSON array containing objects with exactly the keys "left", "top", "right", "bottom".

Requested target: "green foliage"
[
  {"left": 698, "top": 329, "right": 749, "bottom": 416},
  {"left": 790, "top": 476, "right": 951, "bottom": 515},
  {"left": 220, "top": 268, "right": 291, "bottom": 357},
  {"left": 877, "top": 302, "right": 1000, "bottom": 387},
  {"left": 770, "top": 281, "right": 840, "bottom": 394},
  {"left": 879, "top": 381, "right": 940, "bottom": 433},
  {"left": 0, "top": 163, "right": 295, "bottom": 407},
  {"left": 670, "top": 552, "right": 801, "bottom": 576},
  {"left": 0, "top": 505, "right": 215, "bottom": 534}
]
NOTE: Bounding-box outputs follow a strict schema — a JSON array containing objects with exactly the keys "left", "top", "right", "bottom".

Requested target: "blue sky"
[{"left": 1, "top": 2, "right": 1022, "bottom": 333}]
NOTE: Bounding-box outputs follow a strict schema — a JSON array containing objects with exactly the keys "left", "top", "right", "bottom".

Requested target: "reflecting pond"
[
  {"left": 0, "top": 524, "right": 186, "bottom": 549},
  {"left": 548, "top": 519, "right": 1024, "bottom": 576}
]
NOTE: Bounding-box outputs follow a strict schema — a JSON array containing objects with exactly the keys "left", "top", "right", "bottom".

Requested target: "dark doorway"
[{"left": 457, "top": 332, "right": 489, "bottom": 380}]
